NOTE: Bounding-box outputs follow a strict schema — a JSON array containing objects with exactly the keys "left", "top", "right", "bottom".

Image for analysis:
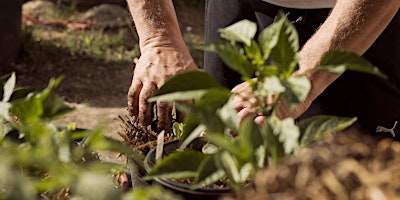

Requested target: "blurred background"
[{"left": 0, "top": 0, "right": 205, "bottom": 163}]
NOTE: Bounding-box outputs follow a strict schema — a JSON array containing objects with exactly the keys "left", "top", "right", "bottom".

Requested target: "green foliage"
[
  {"left": 143, "top": 12, "right": 386, "bottom": 192},
  {"left": 0, "top": 73, "right": 157, "bottom": 200}
]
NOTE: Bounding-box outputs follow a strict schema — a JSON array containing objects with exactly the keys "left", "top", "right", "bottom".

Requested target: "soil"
[{"left": 1, "top": 0, "right": 205, "bottom": 164}]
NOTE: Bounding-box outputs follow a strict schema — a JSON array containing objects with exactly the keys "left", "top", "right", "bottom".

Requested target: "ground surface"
[{"left": 1, "top": 0, "right": 204, "bottom": 163}]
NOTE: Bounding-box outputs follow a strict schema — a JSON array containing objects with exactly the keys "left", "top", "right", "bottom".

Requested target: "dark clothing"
[{"left": 204, "top": 0, "right": 400, "bottom": 139}]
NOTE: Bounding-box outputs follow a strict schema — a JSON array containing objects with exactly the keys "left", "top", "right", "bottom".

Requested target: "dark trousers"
[{"left": 204, "top": 0, "right": 400, "bottom": 139}]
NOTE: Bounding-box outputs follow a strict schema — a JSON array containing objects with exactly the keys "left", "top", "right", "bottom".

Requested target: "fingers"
[
  {"left": 156, "top": 101, "right": 173, "bottom": 133},
  {"left": 237, "top": 107, "right": 257, "bottom": 122},
  {"left": 127, "top": 79, "right": 141, "bottom": 117},
  {"left": 138, "top": 82, "right": 157, "bottom": 126}
]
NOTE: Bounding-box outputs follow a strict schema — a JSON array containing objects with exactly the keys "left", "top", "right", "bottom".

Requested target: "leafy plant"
[
  {"left": 144, "top": 12, "right": 386, "bottom": 192},
  {"left": 0, "top": 72, "right": 154, "bottom": 200}
]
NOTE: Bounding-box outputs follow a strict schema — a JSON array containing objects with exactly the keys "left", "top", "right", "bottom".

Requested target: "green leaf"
[
  {"left": 175, "top": 102, "right": 225, "bottom": 133},
  {"left": 179, "top": 116, "right": 201, "bottom": 146},
  {"left": 215, "top": 42, "right": 255, "bottom": 78},
  {"left": 217, "top": 151, "right": 241, "bottom": 189},
  {"left": 0, "top": 102, "right": 11, "bottom": 121},
  {"left": 281, "top": 76, "right": 311, "bottom": 110},
  {"left": 258, "top": 20, "right": 281, "bottom": 60},
  {"left": 179, "top": 124, "right": 205, "bottom": 150},
  {"left": 269, "top": 12, "right": 299, "bottom": 77},
  {"left": 149, "top": 90, "right": 208, "bottom": 102},
  {"left": 145, "top": 150, "right": 205, "bottom": 180},
  {"left": 205, "top": 134, "right": 244, "bottom": 160},
  {"left": 254, "top": 76, "right": 285, "bottom": 97},
  {"left": 217, "top": 98, "right": 240, "bottom": 133},
  {"left": 278, "top": 118, "right": 300, "bottom": 154},
  {"left": 317, "top": 51, "right": 388, "bottom": 79},
  {"left": 263, "top": 117, "right": 286, "bottom": 165},
  {"left": 2, "top": 72, "right": 15, "bottom": 102},
  {"left": 153, "top": 71, "right": 220, "bottom": 96},
  {"left": 258, "top": 65, "right": 280, "bottom": 77},
  {"left": 238, "top": 116, "right": 263, "bottom": 160},
  {"left": 218, "top": 19, "right": 257, "bottom": 46},
  {"left": 195, "top": 87, "right": 231, "bottom": 109},
  {"left": 9, "top": 87, "right": 35, "bottom": 102},
  {"left": 299, "top": 115, "right": 357, "bottom": 147},
  {"left": 239, "top": 163, "right": 254, "bottom": 183},
  {"left": 244, "top": 40, "right": 263, "bottom": 65},
  {"left": 10, "top": 77, "right": 74, "bottom": 123},
  {"left": 193, "top": 155, "right": 225, "bottom": 189}
]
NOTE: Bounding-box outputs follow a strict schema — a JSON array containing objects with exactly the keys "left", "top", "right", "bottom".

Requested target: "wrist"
[{"left": 139, "top": 34, "right": 189, "bottom": 54}]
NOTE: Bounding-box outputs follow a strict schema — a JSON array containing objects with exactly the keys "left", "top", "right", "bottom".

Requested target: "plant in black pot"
[{"left": 131, "top": 12, "right": 386, "bottom": 199}]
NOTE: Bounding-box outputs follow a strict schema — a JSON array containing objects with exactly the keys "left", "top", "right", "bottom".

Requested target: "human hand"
[
  {"left": 231, "top": 79, "right": 313, "bottom": 125},
  {"left": 127, "top": 46, "right": 197, "bottom": 133}
]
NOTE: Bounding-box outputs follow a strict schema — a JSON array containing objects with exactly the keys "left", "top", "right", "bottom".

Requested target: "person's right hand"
[{"left": 127, "top": 46, "right": 197, "bottom": 133}]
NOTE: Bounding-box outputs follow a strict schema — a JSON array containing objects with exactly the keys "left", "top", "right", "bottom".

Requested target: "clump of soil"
[{"left": 223, "top": 127, "right": 400, "bottom": 200}]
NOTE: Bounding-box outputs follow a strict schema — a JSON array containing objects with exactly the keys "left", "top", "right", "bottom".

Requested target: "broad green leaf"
[
  {"left": 299, "top": 115, "right": 357, "bottom": 147},
  {"left": 218, "top": 19, "right": 257, "bottom": 46},
  {"left": 196, "top": 41, "right": 256, "bottom": 78},
  {"left": 195, "top": 87, "right": 231, "bottom": 109},
  {"left": 0, "top": 102, "right": 11, "bottom": 121},
  {"left": 217, "top": 98, "right": 240, "bottom": 133},
  {"left": 0, "top": 119, "right": 13, "bottom": 140},
  {"left": 11, "top": 77, "right": 74, "bottom": 123},
  {"left": 205, "top": 134, "right": 244, "bottom": 160},
  {"left": 179, "top": 116, "right": 201, "bottom": 145},
  {"left": 41, "top": 79, "right": 75, "bottom": 119},
  {"left": 149, "top": 89, "right": 207, "bottom": 102},
  {"left": 145, "top": 150, "right": 205, "bottom": 180},
  {"left": 281, "top": 76, "right": 311, "bottom": 110},
  {"left": 269, "top": 12, "right": 299, "bottom": 77},
  {"left": 244, "top": 40, "right": 263, "bottom": 65},
  {"left": 254, "top": 146, "right": 266, "bottom": 168},
  {"left": 238, "top": 116, "right": 263, "bottom": 160},
  {"left": 193, "top": 155, "right": 225, "bottom": 189},
  {"left": 179, "top": 124, "right": 205, "bottom": 150},
  {"left": 278, "top": 118, "right": 300, "bottom": 154},
  {"left": 202, "top": 142, "right": 219, "bottom": 154},
  {"left": 317, "top": 51, "right": 387, "bottom": 79},
  {"left": 239, "top": 163, "right": 254, "bottom": 183},
  {"left": 9, "top": 87, "right": 35, "bottom": 102},
  {"left": 264, "top": 117, "right": 285, "bottom": 165},
  {"left": 0, "top": 73, "right": 12, "bottom": 100},
  {"left": 2, "top": 72, "right": 15, "bottom": 102},
  {"left": 258, "top": 65, "right": 280, "bottom": 77},
  {"left": 254, "top": 76, "right": 285, "bottom": 97},
  {"left": 176, "top": 102, "right": 225, "bottom": 133},
  {"left": 218, "top": 151, "right": 241, "bottom": 184},
  {"left": 153, "top": 71, "right": 220, "bottom": 96},
  {"left": 258, "top": 19, "right": 281, "bottom": 60},
  {"left": 215, "top": 42, "right": 255, "bottom": 78}
]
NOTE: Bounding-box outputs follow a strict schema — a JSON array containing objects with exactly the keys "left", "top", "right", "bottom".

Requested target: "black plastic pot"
[{"left": 144, "top": 139, "right": 233, "bottom": 200}]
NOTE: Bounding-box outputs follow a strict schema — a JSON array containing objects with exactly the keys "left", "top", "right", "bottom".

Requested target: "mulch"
[{"left": 223, "top": 127, "right": 400, "bottom": 200}]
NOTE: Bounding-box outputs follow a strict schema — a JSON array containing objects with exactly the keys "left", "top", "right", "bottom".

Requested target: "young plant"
[
  {"left": 0, "top": 72, "right": 147, "bottom": 200},
  {"left": 145, "top": 12, "right": 386, "bottom": 192}
]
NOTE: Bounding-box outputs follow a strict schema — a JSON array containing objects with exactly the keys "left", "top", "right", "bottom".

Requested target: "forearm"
[
  {"left": 127, "top": 0, "right": 186, "bottom": 51},
  {"left": 298, "top": 0, "right": 400, "bottom": 101}
]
